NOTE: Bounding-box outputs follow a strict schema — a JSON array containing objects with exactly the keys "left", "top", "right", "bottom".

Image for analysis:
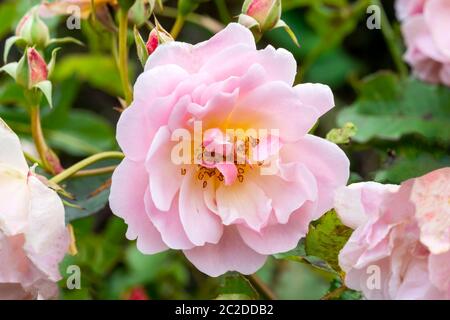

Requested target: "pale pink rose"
[
  {"left": 0, "top": 118, "right": 69, "bottom": 300},
  {"left": 396, "top": 0, "right": 450, "bottom": 86},
  {"left": 336, "top": 168, "right": 450, "bottom": 300},
  {"left": 109, "top": 23, "right": 349, "bottom": 277}
]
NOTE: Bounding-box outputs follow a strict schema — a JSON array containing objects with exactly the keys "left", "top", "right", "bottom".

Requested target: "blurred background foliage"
[{"left": 0, "top": 0, "right": 448, "bottom": 300}]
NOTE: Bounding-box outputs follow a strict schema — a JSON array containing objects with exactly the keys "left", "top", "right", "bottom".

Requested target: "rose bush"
[
  {"left": 335, "top": 168, "right": 450, "bottom": 299},
  {"left": 109, "top": 23, "right": 349, "bottom": 276}
]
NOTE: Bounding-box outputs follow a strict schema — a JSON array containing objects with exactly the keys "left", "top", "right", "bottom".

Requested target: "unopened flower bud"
[
  {"left": 146, "top": 23, "right": 173, "bottom": 55},
  {"left": 241, "top": 0, "right": 281, "bottom": 32},
  {"left": 15, "top": 8, "right": 50, "bottom": 49},
  {"left": 238, "top": 0, "right": 298, "bottom": 46},
  {"left": 16, "top": 48, "right": 48, "bottom": 89}
]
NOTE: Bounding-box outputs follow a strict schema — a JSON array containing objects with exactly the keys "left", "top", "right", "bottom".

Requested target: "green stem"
[
  {"left": 321, "top": 285, "right": 348, "bottom": 300},
  {"left": 214, "top": 0, "right": 231, "bottom": 24},
  {"left": 170, "top": 15, "right": 186, "bottom": 39},
  {"left": 118, "top": 8, "right": 133, "bottom": 106},
  {"left": 156, "top": 7, "right": 223, "bottom": 34},
  {"left": 246, "top": 274, "right": 277, "bottom": 300},
  {"left": 73, "top": 165, "right": 117, "bottom": 178},
  {"left": 24, "top": 151, "right": 43, "bottom": 168},
  {"left": 50, "top": 151, "right": 124, "bottom": 184},
  {"left": 371, "top": 0, "right": 408, "bottom": 77},
  {"left": 30, "top": 105, "right": 59, "bottom": 174}
]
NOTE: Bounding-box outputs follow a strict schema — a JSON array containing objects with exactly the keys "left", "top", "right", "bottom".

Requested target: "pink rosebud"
[
  {"left": 16, "top": 48, "right": 48, "bottom": 90},
  {"left": 242, "top": 0, "right": 281, "bottom": 31},
  {"left": 28, "top": 48, "right": 48, "bottom": 86},
  {"left": 146, "top": 24, "right": 173, "bottom": 55},
  {"left": 15, "top": 7, "right": 50, "bottom": 48},
  {"left": 146, "top": 29, "right": 160, "bottom": 55}
]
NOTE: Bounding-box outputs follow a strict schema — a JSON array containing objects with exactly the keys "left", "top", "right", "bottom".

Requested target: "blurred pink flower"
[
  {"left": 335, "top": 168, "right": 450, "bottom": 299},
  {"left": 0, "top": 118, "right": 69, "bottom": 300},
  {"left": 396, "top": 0, "right": 450, "bottom": 86},
  {"left": 109, "top": 23, "right": 349, "bottom": 277}
]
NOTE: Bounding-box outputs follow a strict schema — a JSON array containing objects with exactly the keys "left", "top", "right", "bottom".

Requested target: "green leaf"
[
  {"left": 305, "top": 210, "right": 353, "bottom": 273},
  {"left": 338, "top": 72, "right": 450, "bottom": 143},
  {"left": 0, "top": 81, "right": 27, "bottom": 106},
  {"left": 45, "top": 109, "right": 116, "bottom": 156},
  {"left": 375, "top": 149, "right": 450, "bottom": 184},
  {"left": 217, "top": 273, "right": 259, "bottom": 300},
  {"left": 274, "top": 239, "right": 338, "bottom": 277},
  {"left": 62, "top": 166, "right": 118, "bottom": 222},
  {"left": 52, "top": 54, "right": 126, "bottom": 96}
]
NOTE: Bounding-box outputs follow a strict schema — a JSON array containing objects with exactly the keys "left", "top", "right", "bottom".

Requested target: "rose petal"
[
  {"left": 109, "top": 158, "right": 167, "bottom": 254},
  {"left": 183, "top": 227, "right": 266, "bottom": 277}
]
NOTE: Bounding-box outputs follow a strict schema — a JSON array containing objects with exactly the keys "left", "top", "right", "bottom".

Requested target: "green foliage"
[
  {"left": 0, "top": 2, "right": 16, "bottom": 39},
  {"left": 52, "top": 54, "right": 126, "bottom": 97},
  {"left": 0, "top": 79, "right": 117, "bottom": 156},
  {"left": 375, "top": 148, "right": 450, "bottom": 184},
  {"left": 305, "top": 210, "right": 353, "bottom": 273},
  {"left": 217, "top": 273, "right": 259, "bottom": 300},
  {"left": 46, "top": 109, "right": 117, "bottom": 156},
  {"left": 338, "top": 72, "right": 450, "bottom": 143},
  {"left": 63, "top": 169, "right": 116, "bottom": 222}
]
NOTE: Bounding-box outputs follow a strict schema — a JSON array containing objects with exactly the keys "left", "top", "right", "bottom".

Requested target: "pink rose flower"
[
  {"left": 396, "top": 0, "right": 450, "bottom": 86},
  {"left": 335, "top": 168, "right": 450, "bottom": 299},
  {"left": 0, "top": 118, "right": 69, "bottom": 300},
  {"left": 109, "top": 23, "right": 349, "bottom": 277}
]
